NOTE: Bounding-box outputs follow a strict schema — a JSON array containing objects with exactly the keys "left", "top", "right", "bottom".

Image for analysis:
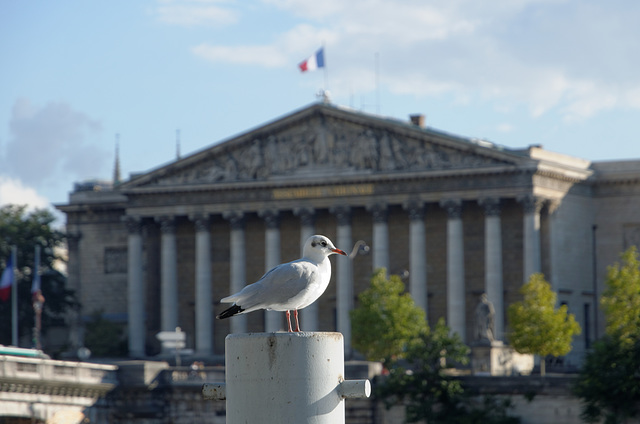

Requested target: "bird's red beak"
[{"left": 332, "top": 248, "right": 347, "bottom": 256}]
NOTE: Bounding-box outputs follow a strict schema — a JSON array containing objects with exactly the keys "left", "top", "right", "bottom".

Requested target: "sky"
[{"left": 2, "top": 0, "right": 640, "bottom": 224}]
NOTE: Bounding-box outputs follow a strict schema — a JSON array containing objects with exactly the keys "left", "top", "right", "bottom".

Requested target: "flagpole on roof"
[
  {"left": 11, "top": 245, "right": 18, "bottom": 346},
  {"left": 323, "top": 42, "right": 328, "bottom": 99}
]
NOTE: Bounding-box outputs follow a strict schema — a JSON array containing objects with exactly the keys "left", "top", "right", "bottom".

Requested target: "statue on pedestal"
[{"left": 473, "top": 293, "right": 495, "bottom": 344}]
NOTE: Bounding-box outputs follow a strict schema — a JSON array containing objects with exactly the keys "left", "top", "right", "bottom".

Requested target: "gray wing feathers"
[{"left": 220, "top": 260, "right": 312, "bottom": 312}]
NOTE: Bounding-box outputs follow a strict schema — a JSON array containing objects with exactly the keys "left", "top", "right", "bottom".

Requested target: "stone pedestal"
[{"left": 471, "top": 341, "right": 534, "bottom": 376}]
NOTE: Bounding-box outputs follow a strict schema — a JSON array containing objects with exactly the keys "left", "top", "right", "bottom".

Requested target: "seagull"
[{"left": 216, "top": 235, "right": 347, "bottom": 332}]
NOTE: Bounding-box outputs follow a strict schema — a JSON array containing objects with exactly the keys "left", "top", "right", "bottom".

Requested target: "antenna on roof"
[
  {"left": 113, "top": 133, "right": 121, "bottom": 186},
  {"left": 375, "top": 52, "right": 380, "bottom": 114},
  {"left": 176, "top": 129, "right": 181, "bottom": 160}
]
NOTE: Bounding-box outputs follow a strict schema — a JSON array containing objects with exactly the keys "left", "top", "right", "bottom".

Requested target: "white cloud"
[
  {"left": 192, "top": 23, "right": 337, "bottom": 68},
  {"left": 0, "top": 177, "right": 50, "bottom": 210},
  {"left": 153, "top": 0, "right": 238, "bottom": 27},
  {"left": 185, "top": 0, "right": 640, "bottom": 122},
  {"left": 4, "top": 99, "right": 107, "bottom": 187},
  {"left": 192, "top": 43, "right": 288, "bottom": 68},
  {"left": 496, "top": 123, "right": 514, "bottom": 133}
]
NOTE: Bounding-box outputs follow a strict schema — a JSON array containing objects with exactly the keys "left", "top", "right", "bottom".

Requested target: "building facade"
[{"left": 57, "top": 102, "right": 640, "bottom": 365}]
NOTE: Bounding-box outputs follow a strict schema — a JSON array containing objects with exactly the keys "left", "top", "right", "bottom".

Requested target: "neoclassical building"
[{"left": 58, "top": 102, "right": 640, "bottom": 365}]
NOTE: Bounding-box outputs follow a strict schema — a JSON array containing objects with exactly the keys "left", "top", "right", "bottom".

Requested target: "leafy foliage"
[
  {"left": 0, "top": 205, "right": 78, "bottom": 349},
  {"left": 84, "top": 310, "right": 128, "bottom": 357},
  {"left": 377, "top": 319, "right": 519, "bottom": 424},
  {"left": 507, "top": 273, "right": 581, "bottom": 374},
  {"left": 574, "top": 247, "right": 640, "bottom": 424},
  {"left": 600, "top": 246, "right": 640, "bottom": 344},
  {"left": 574, "top": 337, "right": 640, "bottom": 424},
  {"left": 350, "top": 268, "right": 428, "bottom": 362}
]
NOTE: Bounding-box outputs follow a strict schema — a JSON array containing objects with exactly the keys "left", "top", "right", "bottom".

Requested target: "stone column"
[
  {"left": 157, "top": 216, "right": 179, "bottom": 332},
  {"left": 225, "top": 211, "right": 247, "bottom": 334},
  {"left": 480, "top": 197, "right": 504, "bottom": 341},
  {"left": 193, "top": 214, "right": 213, "bottom": 356},
  {"left": 440, "top": 199, "right": 465, "bottom": 341},
  {"left": 261, "top": 209, "right": 282, "bottom": 332},
  {"left": 405, "top": 201, "right": 428, "bottom": 314},
  {"left": 369, "top": 203, "right": 389, "bottom": 273},
  {"left": 519, "top": 194, "right": 543, "bottom": 283},
  {"left": 331, "top": 205, "right": 353, "bottom": 357},
  {"left": 125, "top": 216, "right": 145, "bottom": 357},
  {"left": 295, "top": 207, "right": 318, "bottom": 330}
]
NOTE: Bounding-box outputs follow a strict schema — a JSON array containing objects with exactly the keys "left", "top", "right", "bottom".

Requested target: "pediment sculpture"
[{"left": 150, "top": 121, "right": 507, "bottom": 186}]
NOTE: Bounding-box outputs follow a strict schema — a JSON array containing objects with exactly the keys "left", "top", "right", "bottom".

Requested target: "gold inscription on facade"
[{"left": 272, "top": 184, "right": 374, "bottom": 200}]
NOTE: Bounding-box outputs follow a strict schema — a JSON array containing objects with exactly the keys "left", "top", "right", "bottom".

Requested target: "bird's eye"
[{"left": 321, "top": 241, "right": 327, "bottom": 247}]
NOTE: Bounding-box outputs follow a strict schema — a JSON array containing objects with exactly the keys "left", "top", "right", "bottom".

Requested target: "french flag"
[
  {"left": 298, "top": 48, "right": 325, "bottom": 72},
  {"left": 0, "top": 255, "right": 14, "bottom": 302}
]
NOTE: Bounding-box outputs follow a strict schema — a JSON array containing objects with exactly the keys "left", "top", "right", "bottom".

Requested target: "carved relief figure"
[{"left": 150, "top": 118, "right": 504, "bottom": 186}]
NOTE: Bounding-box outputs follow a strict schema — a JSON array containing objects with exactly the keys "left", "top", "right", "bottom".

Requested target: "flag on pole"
[
  {"left": 0, "top": 255, "right": 14, "bottom": 302},
  {"left": 298, "top": 47, "right": 325, "bottom": 72},
  {"left": 32, "top": 245, "right": 44, "bottom": 304},
  {"left": 31, "top": 271, "right": 40, "bottom": 296}
]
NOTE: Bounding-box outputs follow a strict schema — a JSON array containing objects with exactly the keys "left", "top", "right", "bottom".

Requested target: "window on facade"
[{"left": 104, "top": 247, "right": 127, "bottom": 274}]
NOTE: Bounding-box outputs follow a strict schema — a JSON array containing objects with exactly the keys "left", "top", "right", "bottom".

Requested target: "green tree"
[
  {"left": 574, "top": 247, "right": 640, "bottom": 424},
  {"left": 574, "top": 337, "right": 640, "bottom": 424},
  {"left": 600, "top": 246, "right": 640, "bottom": 344},
  {"left": 507, "top": 273, "right": 581, "bottom": 376},
  {"left": 84, "top": 310, "right": 128, "bottom": 357},
  {"left": 350, "top": 268, "right": 428, "bottom": 362},
  {"left": 0, "top": 205, "right": 78, "bottom": 351},
  {"left": 377, "top": 319, "right": 519, "bottom": 424}
]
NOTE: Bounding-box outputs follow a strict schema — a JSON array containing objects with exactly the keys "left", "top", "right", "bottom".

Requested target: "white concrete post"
[{"left": 203, "top": 332, "right": 371, "bottom": 424}]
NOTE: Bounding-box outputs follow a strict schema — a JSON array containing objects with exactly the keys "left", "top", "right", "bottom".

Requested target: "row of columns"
[{"left": 126, "top": 195, "right": 543, "bottom": 357}]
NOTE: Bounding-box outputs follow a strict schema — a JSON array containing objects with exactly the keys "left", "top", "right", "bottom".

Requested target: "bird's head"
[{"left": 304, "top": 235, "right": 346, "bottom": 260}]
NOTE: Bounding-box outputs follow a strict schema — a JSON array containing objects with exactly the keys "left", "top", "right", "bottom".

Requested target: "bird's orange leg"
[
  {"left": 294, "top": 309, "right": 301, "bottom": 332},
  {"left": 286, "top": 310, "right": 293, "bottom": 332}
]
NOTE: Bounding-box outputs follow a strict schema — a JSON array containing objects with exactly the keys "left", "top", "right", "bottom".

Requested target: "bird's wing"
[{"left": 221, "top": 260, "right": 315, "bottom": 312}]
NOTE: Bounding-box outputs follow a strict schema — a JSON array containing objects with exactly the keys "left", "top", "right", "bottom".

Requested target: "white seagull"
[{"left": 216, "top": 235, "right": 347, "bottom": 332}]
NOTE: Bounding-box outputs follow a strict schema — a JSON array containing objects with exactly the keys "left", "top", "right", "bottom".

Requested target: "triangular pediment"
[{"left": 122, "top": 103, "right": 529, "bottom": 189}]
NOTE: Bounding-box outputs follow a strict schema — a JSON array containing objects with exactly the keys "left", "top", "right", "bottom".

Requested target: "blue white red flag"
[
  {"left": 0, "top": 255, "right": 14, "bottom": 302},
  {"left": 298, "top": 48, "right": 325, "bottom": 72}
]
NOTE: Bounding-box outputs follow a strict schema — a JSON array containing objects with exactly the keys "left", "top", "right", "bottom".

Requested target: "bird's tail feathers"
[{"left": 216, "top": 304, "right": 244, "bottom": 320}]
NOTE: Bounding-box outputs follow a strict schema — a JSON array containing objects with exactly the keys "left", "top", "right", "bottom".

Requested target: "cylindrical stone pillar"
[
  {"left": 225, "top": 211, "right": 247, "bottom": 334},
  {"left": 295, "top": 207, "right": 318, "bottom": 331},
  {"left": 480, "top": 197, "right": 504, "bottom": 340},
  {"left": 193, "top": 214, "right": 213, "bottom": 355},
  {"left": 370, "top": 203, "right": 389, "bottom": 273},
  {"left": 519, "top": 194, "right": 542, "bottom": 283},
  {"left": 406, "top": 201, "right": 428, "bottom": 314},
  {"left": 158, "top": 216, "right": 178, "bottom": 332},
  {"left": 126, "top": 216, "right": 145, "bottom": 357},
  {"left": 261, "top": 209, "right": 282, "bottom": 332},
  {"left": 332, "top": 205, "right": 353, "bottom": 357},
  {"left": 441, "top": 199, "right": 466, "bottom": 341}
]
